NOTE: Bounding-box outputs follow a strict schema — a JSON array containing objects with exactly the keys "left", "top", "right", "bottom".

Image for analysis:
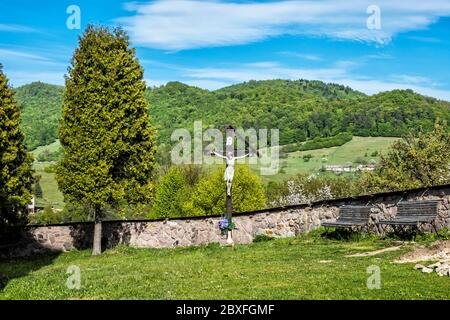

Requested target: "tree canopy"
[
  {"left": 56, "top": 25, "right": 157, "bottom": 218},
  {"left": 16, "top": 79, "right": 450, "bottom": 155},
  {"left": 0, "top": 65, "right": 33, "bottom": 232}
]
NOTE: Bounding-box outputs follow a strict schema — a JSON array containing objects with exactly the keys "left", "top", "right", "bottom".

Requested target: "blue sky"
[{"left": 1, "top": 0, "right": 450, "bottom": 100}]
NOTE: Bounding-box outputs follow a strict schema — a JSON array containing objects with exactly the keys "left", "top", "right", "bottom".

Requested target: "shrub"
[
  {"left": 302, "top": 154, "right": 313, "bottom": 162},
  {"left": 29, "top": 206, "right": 60, "bottom": 225},
  {"left": 183, "top": 165, "right": 266, "bottom": 216},
  {"left": 151, "top": 167, "right": 189, "bottom": 219}
]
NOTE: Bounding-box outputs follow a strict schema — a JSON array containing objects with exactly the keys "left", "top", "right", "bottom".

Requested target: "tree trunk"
[{"left": 92, "top": 212, "right": 102, "bottom": 256}]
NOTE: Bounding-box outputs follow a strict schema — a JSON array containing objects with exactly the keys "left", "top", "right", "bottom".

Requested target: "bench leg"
[{"left": 431, "top": 221, "right": 438, "bottom": 234}]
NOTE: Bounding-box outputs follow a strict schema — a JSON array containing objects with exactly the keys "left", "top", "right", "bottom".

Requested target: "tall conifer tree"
[
  {"left": 0, "top": 65, "right": 33, "bottom": 233},
  {"left": 57, "top": 26, "right": 156, "bottom": 255}
]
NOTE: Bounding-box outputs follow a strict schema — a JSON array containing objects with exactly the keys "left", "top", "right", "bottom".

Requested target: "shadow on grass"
[
  {"left": 0, "top": 228, "right": 61, "bottom": 292},
  {"left": 321, "top": 228, "right": 369, "bottom": 241}
]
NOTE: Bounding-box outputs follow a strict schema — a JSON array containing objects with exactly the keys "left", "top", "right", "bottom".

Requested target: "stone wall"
[{"left": 2, "top": 184, "right": 450, "bottom": 259}]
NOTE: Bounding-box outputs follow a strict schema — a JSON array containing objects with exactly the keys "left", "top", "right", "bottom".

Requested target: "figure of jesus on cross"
[{"left": 212, "top": 150, "right": 249, "bottom": 196}]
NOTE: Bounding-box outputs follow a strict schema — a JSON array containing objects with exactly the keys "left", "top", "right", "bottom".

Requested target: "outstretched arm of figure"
[
  {"left": 212, "top": 151, "right": 227, "bottom": 159},
  {"left": 235, "top": 153, "right": 249, "bottom": 160}
]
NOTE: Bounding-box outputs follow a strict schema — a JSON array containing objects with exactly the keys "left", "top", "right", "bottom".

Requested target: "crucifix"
[{"left": 210, "top": 125, "right": 260, "bottom": 246}]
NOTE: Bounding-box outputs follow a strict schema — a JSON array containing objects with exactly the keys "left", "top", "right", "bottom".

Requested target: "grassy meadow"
[
  {"left": 251, "top": 136, "right": 399, "bottom": 183},
  {"left": 1, "top": 231, "right": 448, "bottom": 300}
]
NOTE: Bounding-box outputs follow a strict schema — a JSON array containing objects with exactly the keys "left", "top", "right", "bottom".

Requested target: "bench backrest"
[
  {"left": 337, "top": 206, "right": 371, "bottom": 222},
  {"left": 397, "top": 200, "right": 440, "bottom": 218}
]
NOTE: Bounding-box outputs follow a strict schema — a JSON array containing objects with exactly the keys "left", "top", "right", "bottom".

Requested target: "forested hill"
[
  {"left": 15, "top": 79, "right": 450, "bottom": 150},
  {"left": 146, "top": 80, "right": 450, "bottom": 146},
  {"left": 15, "top": 81, "right": 63, "bottom": 150}
]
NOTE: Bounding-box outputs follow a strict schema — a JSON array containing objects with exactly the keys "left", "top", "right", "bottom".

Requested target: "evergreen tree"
[
  {"left": 0, "top": 65, "right": 33, "bottom": 233},
  {"left": 56, "top": 26, "right": 157, "bottom": 255}
]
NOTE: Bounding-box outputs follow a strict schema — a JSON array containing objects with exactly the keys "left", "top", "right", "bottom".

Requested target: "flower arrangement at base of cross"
[{"left": 218, "top": 217, "right": 235, "bottom": 236}]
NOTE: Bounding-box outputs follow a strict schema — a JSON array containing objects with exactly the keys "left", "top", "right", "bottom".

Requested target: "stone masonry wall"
[{"left": 1, "top": 185, "right": 450, "bottom": 259}]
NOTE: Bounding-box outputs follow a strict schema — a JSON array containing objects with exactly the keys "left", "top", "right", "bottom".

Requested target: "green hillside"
[
  {"left": 15, "top": 79, "right": 450, "bottom": 152},
  {"left": 14, "top": 82, "right": 63, "bottom": 150}
]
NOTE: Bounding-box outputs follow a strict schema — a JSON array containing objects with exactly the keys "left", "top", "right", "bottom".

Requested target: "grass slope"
[
  {"left": 1, "top": 233, "right": 448, "bottom": 299},
  {"left": 32, "top": 162, "right": 64, "bottom": 209},
  {"left": 251, "top": 136, "right": 399, "bottom": 183},
  {"left": 31, "top": 140, "right": 61, "bottom": 159}
]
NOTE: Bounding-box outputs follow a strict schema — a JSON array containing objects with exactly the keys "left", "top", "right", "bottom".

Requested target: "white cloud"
[
  {"left": 389, "top": 74, "right": 437, "bottom": 86},
  {"left": 278, "top": 52, "right": 323, "bottom": 61},
  {"left": 0, "top": 24, "right": 38, "bottom": 33},
  {"left": 0, "top": 48, "right": 50, "bottom": 61},
  {"left": 184, "top": 79, "right": 232, "bottom": 90},
  {"left": 5, "top": 71, "right": 65, "bottom": 87},
  {"left": 339, "top": 78, "right": 450, "bottom": 101},
  {"left": 118, "top": 0, "right": 450, "bottom": 50}
]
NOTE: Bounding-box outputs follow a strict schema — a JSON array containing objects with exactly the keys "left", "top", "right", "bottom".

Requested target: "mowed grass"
[
  {"left": 252, "top": 136, "right": 399, "bottom": 183},
  {"left": 1, "top": 233, "right": 448, "bottom": 300}
]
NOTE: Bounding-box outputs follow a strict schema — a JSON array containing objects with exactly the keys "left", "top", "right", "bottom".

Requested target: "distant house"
[
  {"left": 356, "top": 164, "right": 376, "bottom": 171},
  {"left": 324, "top": 164, "right": 355, "bottom": 173}
]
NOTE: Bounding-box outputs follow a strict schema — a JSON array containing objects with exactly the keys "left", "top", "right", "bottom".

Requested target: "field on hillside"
[
  {"left": 31, "top": 140, "right": 61, "bottom": 158},
  {"left": 32, "top": 162, "right": 64, "bottom": 210},
  {"left": 251, "top": 136, "right": 399, "bottom": 183},
  {"left": 1, "top": 232, "right": 449, "bottom": 300}
]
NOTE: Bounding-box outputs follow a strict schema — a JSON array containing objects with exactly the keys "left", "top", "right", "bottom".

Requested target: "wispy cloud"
[
  {"left": 5, "top": 71, "right": 64, "bottom": 87},
  {"left": 0, "top": 23, "right": 39, "bottom": 33},
  {"left": 0, "top": 48, "right": 50, "bottom": 61},
  {"left": 117, "top": 0, "right": 450, "bottom": 50},
  {"left": 390, "top": 74, "right": 438, "bottom": 86},
  {"left": 407, "top": 36, "right": 444, "bottom": 43},
  {"left": 278, "top": 51, "right": 323, "bottom": 61},
  {"left": 179, "top": 60, "right": 450, "bottom": 100}
]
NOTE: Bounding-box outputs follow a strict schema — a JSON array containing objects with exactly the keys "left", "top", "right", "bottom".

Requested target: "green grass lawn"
[{"left": 1, "top": 232, "right": 448, "bottom": 300}]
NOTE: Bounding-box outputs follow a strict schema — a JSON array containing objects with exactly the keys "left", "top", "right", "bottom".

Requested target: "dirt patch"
[
  {"left": 345, "top": 246, "right": 402, "bottom": 257},
  {"left": 394, "top": 240, "right": 450, "bottom": 264}
]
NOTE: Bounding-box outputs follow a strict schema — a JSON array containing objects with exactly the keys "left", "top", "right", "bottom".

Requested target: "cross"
[{"left": 211, "top": 125, "right": 260, "bottom": 246}]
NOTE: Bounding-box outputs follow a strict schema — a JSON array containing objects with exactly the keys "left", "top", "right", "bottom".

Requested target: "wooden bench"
[
  {"left": 377, "top": 200, "right": 440, "bottom": 233},
  {"left": 322, "top": 206, "right": 372, "bottom": 231}
]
